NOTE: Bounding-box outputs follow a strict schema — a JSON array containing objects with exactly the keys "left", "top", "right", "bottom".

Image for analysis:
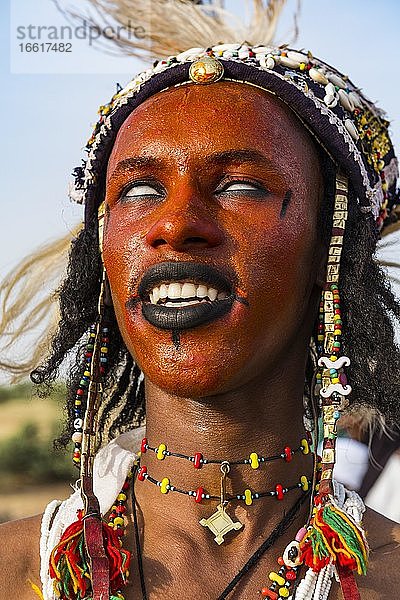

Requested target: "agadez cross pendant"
[{"left": 199, "top": 462, "right": 243, "bottom": 544}]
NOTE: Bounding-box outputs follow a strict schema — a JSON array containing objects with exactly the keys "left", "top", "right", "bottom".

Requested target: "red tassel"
[{"left": 49, "top": 509, "right": 131, "bottom": 600}]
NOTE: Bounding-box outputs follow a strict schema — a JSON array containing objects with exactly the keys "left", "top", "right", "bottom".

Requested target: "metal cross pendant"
[
  {"left": 200, "top": 503, "right": 243, "bottom": 544},
  {"left": 199, "top": 461, "right": 243, "bottom": 544}
]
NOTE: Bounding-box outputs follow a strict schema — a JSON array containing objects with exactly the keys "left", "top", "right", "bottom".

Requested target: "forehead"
[{"left": 108, "top": 81, "right": 319, "bottom": 176}]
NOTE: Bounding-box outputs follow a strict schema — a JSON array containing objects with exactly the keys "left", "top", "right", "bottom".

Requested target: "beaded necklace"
[{"left": 131, "top": 463, "right": 312, "bottom": 600}]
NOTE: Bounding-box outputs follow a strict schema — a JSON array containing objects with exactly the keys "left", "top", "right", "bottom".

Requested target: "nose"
[{"left": 145, "top": 197, "right": 225, "bottom": 251}]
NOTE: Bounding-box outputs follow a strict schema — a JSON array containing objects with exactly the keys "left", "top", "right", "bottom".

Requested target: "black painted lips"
[{"left": 134, "top": 261, "right": 235, "bottom": 331}]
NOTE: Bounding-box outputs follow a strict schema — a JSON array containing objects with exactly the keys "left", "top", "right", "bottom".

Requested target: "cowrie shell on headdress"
[
  {"left": 327, "top": 72, "right": 348, "bottom": 89},
  {"left": 344, "top": 118, "right": 359, "bottom": 141},
  {"left": 348, "top": 91, "right": 363, "bottom": 108},
  {"left": 280, "top": 56, "right": 301, "bottom": 68},
  {"left": 176, "top": 47, "right": 204, "bottom": 62},
  {"left": 338, "top": 89, "right": 354, "bottom": 112},
  {"left": 259, "top": 54, "right": 275, "bottom": 69},
  {"left": 309, "top": 67, "right": 328, "bottom": 85},
  {"left": 212, "top": 43, "right": 241, "bottom": 51},
  {"left": 286, "top": 50, "right": 309, "bottom": 63}
]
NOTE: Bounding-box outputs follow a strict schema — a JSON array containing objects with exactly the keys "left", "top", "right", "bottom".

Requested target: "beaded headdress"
[{"left": 69, "top": 44, "right": 398, "bottom": 232}]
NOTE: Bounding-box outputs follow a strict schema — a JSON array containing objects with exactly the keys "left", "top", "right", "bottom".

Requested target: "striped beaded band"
[
  {"left": 140, "top": 436, "right": 310, "bottom": 467},
  {"left": 68, "top": 44, "right": 398, "bottom": 232},
  {"left": 136, "top": 463, "right": 311, "bottom": 505}
]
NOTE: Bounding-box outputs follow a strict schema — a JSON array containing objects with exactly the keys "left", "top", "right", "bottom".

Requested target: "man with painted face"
[{"left": 1, "top": 3, "right": 400, "bottom": 600}]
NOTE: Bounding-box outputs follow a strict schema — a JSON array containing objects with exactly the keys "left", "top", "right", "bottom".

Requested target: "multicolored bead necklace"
[{"left": 140, "top": 436, "right": 310, "bottom": 467}]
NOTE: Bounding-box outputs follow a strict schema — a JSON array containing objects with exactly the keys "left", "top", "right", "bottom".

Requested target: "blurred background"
[{"left": 0, "top": 0, "right": 399, "bottom": 522}]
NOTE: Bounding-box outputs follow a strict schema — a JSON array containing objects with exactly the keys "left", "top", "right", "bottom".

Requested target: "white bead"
[
  {"left": 348, "top": 91, "right": 363, "bottom": 108},
  {"left": 73, "top": 418, "right": 83, "bottom": 429},
  {"left": 324, "top": 93, "right": 338, "bottom": 108},
  {"left": 72, "top": 431, "right": 83, "bottom": 443}
]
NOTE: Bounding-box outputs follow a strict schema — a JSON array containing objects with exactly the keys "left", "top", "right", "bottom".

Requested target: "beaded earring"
[{"left": 299, "top": 172, "right": 369, "bottom": 590}]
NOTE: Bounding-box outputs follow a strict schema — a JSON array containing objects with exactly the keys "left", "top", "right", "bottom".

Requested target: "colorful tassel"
[
  {"left": 49, "top": 509, "right": 131, "bottom": 600},
  {"left": 299, "top": 499, "right": 369, "bottom": 576}
]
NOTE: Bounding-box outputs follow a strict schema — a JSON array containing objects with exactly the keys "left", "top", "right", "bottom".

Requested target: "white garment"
[{"left": 40, "top": 428, "right": 142, "bottom": 600}]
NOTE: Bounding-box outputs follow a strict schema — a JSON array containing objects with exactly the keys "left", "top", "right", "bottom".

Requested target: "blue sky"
[{"left": 1, "top": 0, "right": 400, "bottom": 279}]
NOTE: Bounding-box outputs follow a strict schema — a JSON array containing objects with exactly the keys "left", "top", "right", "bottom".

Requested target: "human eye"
[
  {"left": 216, "top": 179, "right": 269, "bottom": 198},
  {"left": 120, "top": 181, "right": 164, "bottom": 202}
]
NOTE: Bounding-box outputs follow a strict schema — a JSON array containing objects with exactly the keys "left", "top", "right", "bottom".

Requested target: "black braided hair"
[{"left": 30, "top": 154, "right": 400, "bottom": 448}]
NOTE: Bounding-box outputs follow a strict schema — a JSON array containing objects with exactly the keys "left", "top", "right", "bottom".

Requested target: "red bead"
[
  {"left": 140, "top": 437, "right": 148, "bottom": 453},
  {"left": 194, "top": 486, "right": 204, "bottom": 503},
  {"left": 277, "top": 556, "right": 285, "bottom": 566},
  {"left": 261, "top": 588, "right": 278, "bottom": 599},
  {"left": 284, "top": 446, "right": 292, "bottom": 462},
  {"left": 275, "top": 484, "right": 284, "bottom": 501},
  {"left": 138, "top": 466, "right": 147, "bottom": 481},
  {"left": 122, "top": 481, "right": 130, "bottom": 490},
  {"left": 286, "top": 570, "right": 297, "bottom": 581},
  {"left": 193, "top": 452, "right": 203, "bottom": 469}
]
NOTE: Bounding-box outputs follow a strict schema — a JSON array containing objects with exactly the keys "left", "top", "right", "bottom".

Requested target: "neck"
[{"left": 133, "top": 353, "right": 314, "bottom": 556}]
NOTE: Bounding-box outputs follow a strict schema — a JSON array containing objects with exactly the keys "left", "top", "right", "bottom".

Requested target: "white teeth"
[
  {"left": 182, "top": 282, "right": 196, "bottom": 298},
  {"left": 168, "top": 283, "right": 182, "bottom": 298},
  {"left": 208, "top": 288, "right": 218, "bottom": 301},
  {"left": 153, "top": 287, "right": 160, "bottom": 303},
  {"left": 196, "top": 285, "right": 208, "bottom": 298},
  {"left": 148, "top": 281, "right": 229, "bottom": 305}
]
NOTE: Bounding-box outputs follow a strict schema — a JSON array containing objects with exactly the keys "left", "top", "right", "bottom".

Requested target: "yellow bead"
[
  {"left": 332, "top": 377, "right": 339, "bottom": 384},
  {"left": 113, "top": 516, "right": 124, "bottom": 526},
  {"left": 301, "top": 439, "right": 309, "bottom": 455},
  {"left": 160, "top": 477, "right": 170, "bottom": 494},
  {"left": 269, "top": 572, "right": 285, "bottom": 586},
  {"left": 299, "top": 62, "right": 306, "bottom": 70},
  {"left": 244, "top": 489, "right": 253, "bottom": 506},
  {"left": 334, "top": 314, "right": 341, "bottom": 321},
  {"left": 334, "top": 329, "right": 342, "bottom": 335},
  {"left": 330, "top": 355, "right": 337, "bottom": 361},
  {"left": 249, "top": 452, "right": 260, "bottom": 469},
  {"left": 75, "top": 400, "right": 82, "bottom": 406},
  {"left": 317, "top": 335, "right": 324, "bottom": 341},
  {"left": 84, "top": 371, "right": 91, "bottom": 377},
  {"left": 157, "top": 443, "right": 167, "bottom": 460},
  {"left": 117, "top": 493, "right": 126, "bottom": 502},
  {"left": 279, "top": 587, "right": 290, "bottom": 598},
  {"left": 300, "top": 475, "right": 309, "bottom": 491},
  {"left": 100, "top": 346, "right": 108, "bottom": 353}
]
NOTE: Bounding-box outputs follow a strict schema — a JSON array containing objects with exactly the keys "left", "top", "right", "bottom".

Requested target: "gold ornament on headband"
[{"left": 189, "top": 55, "right": 224, "bottom": 85}]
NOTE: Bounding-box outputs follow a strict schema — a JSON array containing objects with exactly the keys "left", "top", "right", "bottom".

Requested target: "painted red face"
[{"left": 103, "top": 82, "right": 325, "bottom": 397}]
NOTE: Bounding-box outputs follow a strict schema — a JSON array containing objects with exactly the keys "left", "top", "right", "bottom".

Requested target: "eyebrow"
[{"left": 108, "top": 148, "right": 278, "bottom": 181}]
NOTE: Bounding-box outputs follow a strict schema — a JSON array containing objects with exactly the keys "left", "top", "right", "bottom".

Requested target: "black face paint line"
[
  {"left": 280, "top": 190, "right": 293, "bottom": 219},
  {"left": 172, "top": 329, "right": 181, "bottom": 350}
]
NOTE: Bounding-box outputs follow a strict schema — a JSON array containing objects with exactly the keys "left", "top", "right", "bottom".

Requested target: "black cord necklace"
[{"left": 131, "top": 466, "right": 311, "bottom": 600}]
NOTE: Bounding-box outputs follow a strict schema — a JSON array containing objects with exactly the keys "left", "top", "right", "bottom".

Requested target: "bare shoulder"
[
  {"left": 0, "top": 514, "right": 43, "bottom": 599},
  {"left": 329, "top": 508, "right": 400, "bottom": 599}
]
